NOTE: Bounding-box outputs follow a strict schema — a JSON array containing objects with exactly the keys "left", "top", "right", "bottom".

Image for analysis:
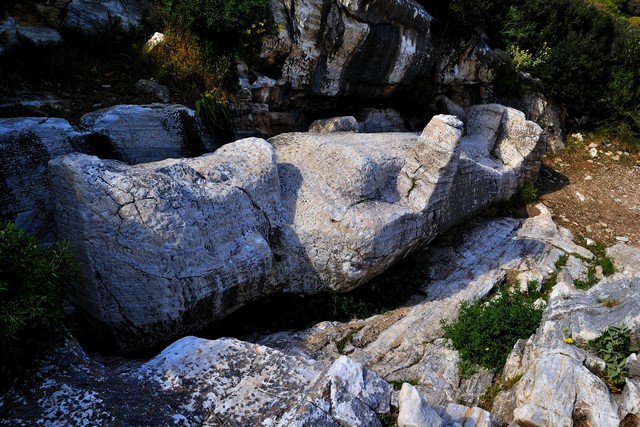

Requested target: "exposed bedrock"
[
  {"left": 237, "top": 0, "right": 503, "bottom": 136},
  {"left": 0, "top": 104, "right": 217, "bottom": 242},
  {"left": 49, "top": 104, "right": 544, "bottom": 350}
]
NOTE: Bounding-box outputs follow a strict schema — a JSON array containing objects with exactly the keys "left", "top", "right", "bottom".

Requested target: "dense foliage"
[
  {"left": 161, "top": 0, "right": 274, "bottom": 58},
  {"left": 0, "top": 223, "right": 77, "bottom": 390},
  {"left": 588, "top": 324, "right": 639, "bottom": 388},
  {"left": 424, "top": 0, "right": 640, "bottom": 144},
  {"left": 441, "top": 288, "right": 543, "bottom": 372}
]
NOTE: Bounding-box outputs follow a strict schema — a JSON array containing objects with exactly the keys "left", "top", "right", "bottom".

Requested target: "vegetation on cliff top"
[{"left": 426, "top": 0, "right": 640, "bottom": 147}]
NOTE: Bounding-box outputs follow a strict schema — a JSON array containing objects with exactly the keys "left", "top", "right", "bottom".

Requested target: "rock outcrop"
[
  {"left": 0, "top": 117, "right": 80, "bottom": 241},
  {"left": 62, "top": 0, "right": 148, "bottom": 31},
  {"left": 236, "top": 0, "right": 506, "bottom": 136},
  {"left": 491, "top": 275, "right": 640, "bottom": 425},
  {"left": 0, "top": 336, "right": 392, "bottom": 426},
  {"left": 4, "top": 195, "right": 640, "bottom": 425},
  {"left": 49, "top": 105, "right": 544, "bottom": 350},
  {"left": 0, "top": 105, "right": 217, "bottom": 242}
]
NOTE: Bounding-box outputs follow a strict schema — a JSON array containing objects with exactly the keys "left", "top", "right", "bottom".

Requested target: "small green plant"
[
  {"left": 457, "top": 358, "right": 479, "bottom": 380},
  {"left": 519, "top": 183, "right": 539, "bottom": 205},
  {"left": 478, "top": 373, "right": 523, "bottom": 410},
  {"left": 0, "top": 223, "right": 78, "bottom": 390},
  {"left": 588, "top": 324, "right": 639, "bottom": 388},
  {"left": 441, "top": 288, "right": 543, "bottom": 373},
  {"left": 573, "top": 240, "right": 616, "bottom": 290},
  {"left": 335, "top": 330, "right": 355, "bottom": 355},
  {"left": 195, "top": 90, "right": 234, "bottom": 141}
]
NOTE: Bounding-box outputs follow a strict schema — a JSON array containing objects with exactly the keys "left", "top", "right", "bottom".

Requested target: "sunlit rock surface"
[{"left": 48, "top": 107, "right": 543, "bottom": 350}]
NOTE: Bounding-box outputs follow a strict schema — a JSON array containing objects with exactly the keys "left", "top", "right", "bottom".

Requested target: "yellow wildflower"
[{"left": 564, "top": 337, "right": 574, "bottom": 344}]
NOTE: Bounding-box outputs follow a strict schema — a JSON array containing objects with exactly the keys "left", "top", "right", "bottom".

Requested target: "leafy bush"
[
  {"left": 588, "top": 324, "right": 639, "bottom": 388},
  {"left": 441, "top": 288, "right": 543, "bottom": 372},
  {"left": 162, "top": 0, "right": 274, "bottom": 59},
  {"left": 0, "top": 223, "right": 77, "bottom": 389}
]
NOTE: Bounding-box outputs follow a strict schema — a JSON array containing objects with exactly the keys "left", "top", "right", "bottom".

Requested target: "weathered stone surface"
[
  {"left": 309, "top": 116, "right": 359, "bottom": 133},
  {"left": 436, "top": 40, "right": 499, "bottom": 88},
  {"left": 620, "top": 378, "right": 640, "bottom": 418},
  {"left": 50, "top": 108, "right": 543, "bottom": 349},
  {"left": 0, "top": 339, "right": 179, "bottom": 426},
  {"left": 398, "top": 383, "right": 443, "bottom": 427},
  {"left": 436, "top": 403, "right": 499, "bottom": 426},
  {"left": 359, "top": 108, "right": 407, "bottom": 132},
  {"left": 1, "top": 336, "right": 391, "bottom": 426},
  {"left": 263, "top": 0, "right": 435, "bottom": 99},
  {"left": 79, "top": 104, "right": 218, "bottom": 164},
  {"left": 0, "top": 117, "right": 80, "bottom": 240},
  {"left": 0, "top": 104, "right": 217, "bottom": 243},
  {"left": 63, "top": 0, "right": 148, "bottom": 31},
  {"left": 435, "top": 95, "right": 467, "bottom": 122},
  {"left": 15, "top": 26, "right": 62, "bottom": 45},
  {"left": 492, "top": 276, "right": 640, "bottom": 426},
  {"left": 257, "top": 204, "right": 585, "bottom": 409},
  {"left": 506, "top": 92, "right": 565, "bottom": 152},
  {"left": 135, "top": 79, "right": 171, "bottom": 103},
  {"left": 144, "top": 32, "right": 165, "bottom": 51},
  {"left": 0, "top": 17, "right": 18, "bottom": 55},
  {"left": 49, "top": 139, "right": 280, "bottom": 350},
  {"left": 608, "top": 243, "right": 640, "bottom": 279}
]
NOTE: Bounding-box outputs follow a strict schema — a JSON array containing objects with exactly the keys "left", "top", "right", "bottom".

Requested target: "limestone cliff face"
[
  {"left": 237, "top": 0, "right": 503, "bottom": 136},
  {"left": 263, "top": 0, "right": 436, "bottom": 98}
]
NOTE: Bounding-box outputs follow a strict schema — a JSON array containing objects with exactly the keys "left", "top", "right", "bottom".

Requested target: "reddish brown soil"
[{"left": 538, "top": 136, "right": 640, "bottom": 246}]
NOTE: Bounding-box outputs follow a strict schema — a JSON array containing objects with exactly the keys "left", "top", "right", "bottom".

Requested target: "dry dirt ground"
[{"left": 538, "top": 133, "right": 640, "bottom": 247}]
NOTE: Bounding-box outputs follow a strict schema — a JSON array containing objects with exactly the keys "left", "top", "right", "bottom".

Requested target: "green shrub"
[
  {"left": 162, "top": 0, "right": 274, "bottom": 59},
  {"left": 441, "top": 288, "right": 543, "bottom": 372},
  {"left": 588, "top": 324, "right": 639, "bottom": 388},
  {"left": 0, "top": 223, "right": 78, "bottom": 390}
]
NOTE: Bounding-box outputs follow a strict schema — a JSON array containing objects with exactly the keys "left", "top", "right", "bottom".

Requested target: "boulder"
[
  {"left": 309, "top": 116, "right": 359, "bottom": 133},
  {"left": 49, "top": 138, "right": 281, "bottom": 350},
  {"left": 134, "top": 79, "right": 171, "bottom": 103},
  {"left": 0, "top": 117, "right": 80, "bottom": 241},
  {"left": 63, "top": 0, "right": 148, "bottom": 31},
  {"left": 49, "top": 107, "right": 543, "bottom": 350},
  {"left": 0, "top": 17, "right": 18, "bottom": 55},
  {"left": 398, "top": 383, "right": 443, "bottom": 427},
  {"left": 79, "top": 104, "right": 218, "bottom": 164},
  {"left": 15, "top": 26, "right": 63, "bottom": 45},
  {"left": 0, "top": 105, "right": 216, "bottom": 243},
  {"left": 1, "top": 336, "right": 392, "bottom": 426}
]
